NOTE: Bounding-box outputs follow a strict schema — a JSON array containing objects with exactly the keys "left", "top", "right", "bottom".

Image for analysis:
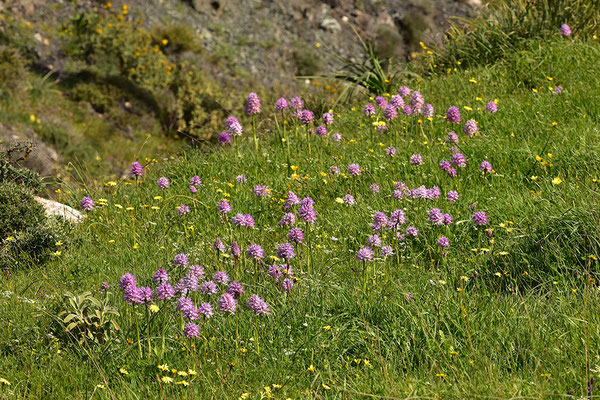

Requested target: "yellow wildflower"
[{"left": 158, "top": 364, "right": 169, "bottom": 371}]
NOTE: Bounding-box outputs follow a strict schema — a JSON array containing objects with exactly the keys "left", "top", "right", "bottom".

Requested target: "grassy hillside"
[
  {"left": 2, "top": 11, "right": 600, "bottom": 400},
  {"left": 0, "top": 0, "right": 475, "bottom": 188}
]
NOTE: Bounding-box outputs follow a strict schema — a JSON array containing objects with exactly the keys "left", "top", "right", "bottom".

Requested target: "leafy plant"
[
  {"left": 307, "top": 25, "right": 417, "bottom": 98},
  {"left": 59, "top": 291, "right": 120, "bottom": 346}
]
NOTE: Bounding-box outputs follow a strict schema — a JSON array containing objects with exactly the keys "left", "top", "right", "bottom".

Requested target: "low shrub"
[
  {"left": 0, "top": 225, "right": 59, "bottom": 270},
  {"left": 293, "top": 43, "right": 322, "bottom": 76},
  {"left": 0, "top": 157, "right": 59, "bottom": 270},
  {"left": 63, "top": 8, "right": 174, "bottom": 90},
  {"left": 0, "top": 181, "right": 45, "bottom": 240},
  {"left": 0, "top": 151, "right": 43, "bottom": 193},
  {"left": 150, "top": 24, "right": 202, "bottom": 54}
]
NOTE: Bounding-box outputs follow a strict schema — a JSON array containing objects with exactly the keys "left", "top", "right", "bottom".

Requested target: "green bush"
[
  {"left": 68, "top": 80, "right": 117, "bottom": 114},
  {"left": 64, "top": 9, "right": 174, "bottom": 90},
  {"left": 150, "top": 24, "right": 202, "bottom": 54},
  {"left": 0, "top": 225, "right": 59, "bottom": 269},
  {"left": 0, "top": 182, "right": 45, "bottom": 240},
  {"left": 168, "top": 64, "right": 228, "bottom": 139},
  {"left": 293, "top": 43, "right": 322, "bottom": 76},
  {"left": 399, "top": 10, "right": 431, "bottom": 54},
  {"left": 0, "top": 152, "right": 43, "bottom": 193},
  {"left": 0, "top": 159, "right": 58, "bottom": 270},
  {"left": 62, "top": 7, "right": 234, "bottom": 141}
]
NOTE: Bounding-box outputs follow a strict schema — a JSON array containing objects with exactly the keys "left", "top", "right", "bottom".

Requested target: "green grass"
[
  {"left": 2, "top": 35, "right": 600, "bottom": 399},
  {"left": 430, "top": 0, "right": 599, "bottom": 70}
]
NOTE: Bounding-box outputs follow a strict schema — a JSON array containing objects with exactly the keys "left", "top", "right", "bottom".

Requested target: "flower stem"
[
  {"left": 145, "top": 306, "right": 151, "bottom": 356},
  {"left": 252, "top": 115, "right": 258, "bottom": 152},
  {"left": 134, "top": 307, "right": 142, "bottom": 358},
  {"left": 161, "top": 303, "right": 167, "bottom": 359}
]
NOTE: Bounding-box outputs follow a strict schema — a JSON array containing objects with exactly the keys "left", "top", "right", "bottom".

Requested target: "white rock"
[
  {"left": 34, "top": 196, "right": 82, "bottom": 223},
  {"left": 464, "top": 0, "right": 482, "bottom": 7}
]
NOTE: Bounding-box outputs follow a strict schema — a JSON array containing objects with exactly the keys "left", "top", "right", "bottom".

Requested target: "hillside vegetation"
[
  {"left": 0, "top": 0, "right": 476, "bottom": 186},
  {"left": 1, "top": 1, "right": 600, "bottom": 398}
]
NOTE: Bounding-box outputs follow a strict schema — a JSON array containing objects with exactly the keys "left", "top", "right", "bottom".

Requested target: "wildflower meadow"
[{"left": 2, "top": 6, "right": 600, "bottom": 399}]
